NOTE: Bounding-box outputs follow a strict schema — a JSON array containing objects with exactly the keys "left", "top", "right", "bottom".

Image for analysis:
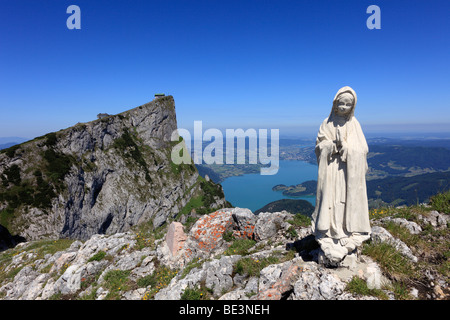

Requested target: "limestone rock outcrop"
[
  {"left": 0, "top": 206, "right": 448, "bottom": 300},
  {"left": 0, "top": 96, "right": 227, "bottom": 241}
]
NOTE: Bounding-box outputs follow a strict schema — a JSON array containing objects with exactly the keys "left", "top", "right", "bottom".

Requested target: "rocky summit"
[
  {"left": 0, "top": 96, "right": 227, "bottom": 241},
  {"left": 0, "top": 205, "right": 448, "bottom": 300}
]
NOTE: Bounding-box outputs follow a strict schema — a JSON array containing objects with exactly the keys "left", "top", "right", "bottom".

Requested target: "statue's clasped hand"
[
  {"left": 330, "top": 140, "right": 348, "bottom": 162},
  {"left": 338, "top": 141, "right": 348, "bottom": 162}
]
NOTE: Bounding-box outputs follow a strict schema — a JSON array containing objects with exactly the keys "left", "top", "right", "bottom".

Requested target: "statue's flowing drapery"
[
  {"left": 311, "top": 86, "right": 371, "bottom": 263},
  {"left": 311, "top": 115, "right": 371, "bottom": 237}
]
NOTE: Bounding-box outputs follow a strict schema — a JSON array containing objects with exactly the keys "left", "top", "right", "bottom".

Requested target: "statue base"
[{"left": 315, "top": 233, "right": 370, "bottom": 267}]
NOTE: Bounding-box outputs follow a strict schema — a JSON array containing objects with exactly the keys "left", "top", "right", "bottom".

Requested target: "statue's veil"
[{"left": 329, "top": 86, "right": 357, "bottom": 121}]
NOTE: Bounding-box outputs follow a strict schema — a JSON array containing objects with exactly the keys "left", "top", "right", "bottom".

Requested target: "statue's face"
[{"left": 335, "top": 94, "right": 353, "bottom": 116}]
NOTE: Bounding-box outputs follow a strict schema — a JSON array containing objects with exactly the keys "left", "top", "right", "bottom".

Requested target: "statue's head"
[
  {"left": 335, "top": 92, "right": 354, "bottom": 116},
  {"left": 331, "top": 86, "right": 357, "bottom": 119}
]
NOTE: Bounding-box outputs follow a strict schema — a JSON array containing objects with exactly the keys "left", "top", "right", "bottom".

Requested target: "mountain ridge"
[{"left": 0, "top": 96, "right": 227, "bottom": 241}]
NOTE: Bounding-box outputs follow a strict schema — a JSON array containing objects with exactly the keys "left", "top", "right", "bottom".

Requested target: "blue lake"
[{"left": 221, "top": 160, "right": 318, "bottom": 212}]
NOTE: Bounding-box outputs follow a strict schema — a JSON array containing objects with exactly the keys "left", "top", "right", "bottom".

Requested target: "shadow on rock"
[
  {"left": 0, "top": 224, "right": 26, "bottom": 252},
  {"left": 286, "top": 234, "right": 319, "bottom": 261}
]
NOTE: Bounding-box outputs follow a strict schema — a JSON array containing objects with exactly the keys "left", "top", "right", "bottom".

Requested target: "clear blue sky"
[{"left": 1, "top": 0, "right": 449, "bottom": 139}]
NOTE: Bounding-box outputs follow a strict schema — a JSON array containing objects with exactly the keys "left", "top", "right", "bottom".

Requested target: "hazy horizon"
[{"left": 2, "top": 122, "right": 450, "bottom": 146}]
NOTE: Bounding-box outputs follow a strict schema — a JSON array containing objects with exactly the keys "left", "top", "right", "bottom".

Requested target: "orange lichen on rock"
[{"left": 189, "top": 210, "right": 234, "bottom": 254}]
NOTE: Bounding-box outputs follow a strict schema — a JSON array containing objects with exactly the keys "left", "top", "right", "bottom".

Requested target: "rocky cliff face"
[{"left": 0, "top": 96, "right": 227, "bottom": 241}]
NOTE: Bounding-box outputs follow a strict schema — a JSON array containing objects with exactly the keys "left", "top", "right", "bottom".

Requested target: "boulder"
[
  {"left": 204, "top": 255, "right": 241, "bottom": 297},
  {"left": 290, "top": 262, "right": 346, "bottom": 300},
  {"left": 231, "top": 208, "right": 256, "bottom": 239},
  {"left": 418, "top": 211, "right": 449, "bottom": 228},
  {"left": 165, "top": 222, "right": 187, "bottom": 256},
  {"left": 154, "top": 262, "right": 208, "bottom": 300},
  {"left": 255, "top": 257, "right": 303, "bottom": 300},
  {"left": 254, "top": 211, "right": 293, "bottom": 241},
  {"left": 183, "top": 209, "right": 234, "bottom": 261},
  {"left": 370, "top": 226, "right": 418, "bottom": 263},
  {"left": 380, "top": 217, "right": 422, "bottom": 234}
]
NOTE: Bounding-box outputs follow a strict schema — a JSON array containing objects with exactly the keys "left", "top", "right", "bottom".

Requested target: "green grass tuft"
[
  {"left": 234, "top": 255, "right": 279, "bottom": 277},
  {"left": 287, "top": 213, "right": 311, "bottom": 228},
  {"left": 87, "top": 251, "right": 107, "bottom": 262},
  {"left": 103, "top": 270, "right": 132, "bottom": 300},
  {"left": 224, "top": 238, "right": 256, "bottom": 256},
  {"left": 180, "top": 285, "right": 212, "bottom": 300},
  {"left": 345, "top": 276, "right": 389, "bottom": 299},
  {"left": 362, "top": 241, "right": 416, "bottom": 281},
  {"left": 429, "top": 190, "right": 450, "bottom": 214}
]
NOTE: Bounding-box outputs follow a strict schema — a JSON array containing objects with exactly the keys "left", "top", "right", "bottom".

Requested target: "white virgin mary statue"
[{"left": 312, "top": 86, "right": 371, "bottom": 264}]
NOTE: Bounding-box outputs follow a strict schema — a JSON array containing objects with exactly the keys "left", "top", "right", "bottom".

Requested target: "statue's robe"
[{"left": 311, "top": 114, "right": 371, "bottom": 239}]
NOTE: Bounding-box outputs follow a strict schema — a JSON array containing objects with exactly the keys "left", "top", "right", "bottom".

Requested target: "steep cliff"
[{"left": 0, "top": 96, "right": 227, "bottom": 241}]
